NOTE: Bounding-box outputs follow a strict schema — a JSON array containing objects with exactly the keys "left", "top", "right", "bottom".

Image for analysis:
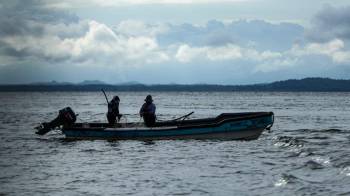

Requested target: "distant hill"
[
  {"left": 235, "top": 77, "right": 350, "bottom": 92},
  {"left": 78, "top": 80, "right": 106, "bottom": 85},
  {"left": 31, "top": 80, "right": 73, "bottom": 85},
  {"left": 263, "top": 78, "right": 350, "bottom": 91},
  {"left": 1, "top": 78, "right": 350, "bottom": 92},
  {"left": 117, "top": 81, "right": 142, "bottom": 85}
]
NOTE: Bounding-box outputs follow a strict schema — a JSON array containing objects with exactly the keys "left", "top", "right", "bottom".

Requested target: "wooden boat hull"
[{"left": 62, "top": 112, "right": 274, "bottom": 140}]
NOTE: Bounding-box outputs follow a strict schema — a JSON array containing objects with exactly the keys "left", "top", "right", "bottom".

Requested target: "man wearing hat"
[
  {"left": 139, "top": 95, "right": 156, "bottom": 127},
  {"left": 107, "top": 96, "right": 122, "bottom": 125}
]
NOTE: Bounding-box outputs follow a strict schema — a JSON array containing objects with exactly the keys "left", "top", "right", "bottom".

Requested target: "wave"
[
  {"left": 303, "top": 160, "right": 324, "bottom": 170},
  {"left": 274, "top": 136, "right": 305, "bottom": 148}
]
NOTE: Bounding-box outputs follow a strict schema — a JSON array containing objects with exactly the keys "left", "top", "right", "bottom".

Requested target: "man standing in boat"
[
  {"left": 107, "top": 96, "right": 122, "bottom": 125},
  {"left": 139, "top": 95, "right": 156, "bottom": 127}
]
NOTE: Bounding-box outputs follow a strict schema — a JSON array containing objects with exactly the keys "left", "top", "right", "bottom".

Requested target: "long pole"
[
  {"left": 101, "top": 89, "right": 109, "bottom": 104},
  {"left": 172, "top": 111, "right": 194, "bottom": 121}
]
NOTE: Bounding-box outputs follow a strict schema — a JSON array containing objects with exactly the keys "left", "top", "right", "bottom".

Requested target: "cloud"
[
  {"left": 1, "top": 0, "right": 350, "bottom": 84},
  {"left": 158, "top": 20, "right": 304, "bottom": 51},
  {"left": 174, "top": 43, "right": 300, "bottom": 74},
  {"left": 1, "top": 0, "right": 304, "bottom": 70},
  {"left": 1, "top": 20, "right": 169, "bottom": 66},
  {"left": 0, "top": 0, "right": 169, "bottom": 67},
  {"left": 0, "top": 0, "right": 305, "bottom": 71},
  {"left": 173, "top": 36, "right": 350, "bottom": 73},
  {"left": 0, "top": 0, "right": 79, "bottom": 62},
  {"left": 0, "top": 0, "right": 78, "bottom": 33},
  {"left": 114, "top": 20, "right": 169, "bottom": 37},
  {"left": 175, "top": 43, "right": 285, "bottom": 62},
  {"left": 176, "top": 44, "right": 243, "bottom": 62},
  {"left": 43, "top": 0, "right": 251, "bottom": 8},
  {"left": 291, "top": 39, "right": 350, "bottom": 64},
  {"left": 253, "top": 38, "right": 350, "bottom": 72},
  {"left": 307, "top": 5, "right": 350, "bottom": 42},
  {"left": 253, "top": 57, "right": 297, "bottom": 73}
]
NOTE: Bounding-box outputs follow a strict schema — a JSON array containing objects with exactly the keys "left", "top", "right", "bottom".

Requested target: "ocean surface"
[{"left": 0, "top": 92, "right": 350, "bottom": 195}]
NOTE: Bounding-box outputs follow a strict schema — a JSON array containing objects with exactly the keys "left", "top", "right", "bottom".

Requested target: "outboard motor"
[{"left": 35, "top": 107, "right": 76, "bottom": 135}]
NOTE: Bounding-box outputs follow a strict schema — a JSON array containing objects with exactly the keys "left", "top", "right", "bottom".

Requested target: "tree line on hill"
[{"left": 0, "top": 78, "right": 350, "bottom": 92}]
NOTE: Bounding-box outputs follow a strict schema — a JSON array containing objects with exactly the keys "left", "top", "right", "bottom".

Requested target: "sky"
[{"left": 0, "top": 0, "right": 350, "bottom": 84}]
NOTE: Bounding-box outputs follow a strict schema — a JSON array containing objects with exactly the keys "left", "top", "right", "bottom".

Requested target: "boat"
[{"left": 59, "top": 112, "right": 274, "bottom": 140}]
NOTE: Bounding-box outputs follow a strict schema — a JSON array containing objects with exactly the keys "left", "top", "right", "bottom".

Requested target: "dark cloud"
[
  {"left": 0, "top": 42, "right": 31, "bottom": 58},
  {"left": 0, "top": 0, "right": 80, "bottom": 62},
  {"left": 0, "top": 0, "right": 78, "bottom": 37},
  {"left": 307, "top": 5, "right": 350, "bottom": 42},
  {"left": 0, "top": 0, "right": 348, "bottom": 84},
  {"left": 0, "top": 0, "right": 78, "bottom": 23}
]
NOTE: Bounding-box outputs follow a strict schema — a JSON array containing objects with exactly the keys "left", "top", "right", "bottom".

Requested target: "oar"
[
  {"left": 101, "top": 89, "right": 109, "bottom": 104},
  {"left": 172, "top": 111, "right": 194, "bottom": 121}
]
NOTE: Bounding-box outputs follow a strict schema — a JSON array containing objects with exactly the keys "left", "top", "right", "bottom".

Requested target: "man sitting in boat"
[
  {"left": 139, "top": 95, "right": 156, "bottom": 127},
  {"left": 107, "top": 96, "right": 122, "bottom": 125}
]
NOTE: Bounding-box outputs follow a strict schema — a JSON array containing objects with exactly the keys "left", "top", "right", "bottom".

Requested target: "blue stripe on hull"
[{"left": 62, "top": 115, "right": 273, "bottom": 140}]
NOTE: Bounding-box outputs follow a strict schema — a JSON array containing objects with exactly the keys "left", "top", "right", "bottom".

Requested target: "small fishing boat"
[{"left": 36, "top": 109, "right": 274, "bottom": 140}]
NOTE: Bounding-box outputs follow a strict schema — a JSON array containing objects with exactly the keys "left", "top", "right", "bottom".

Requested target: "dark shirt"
[
  {"left": 107, "top": 99, "right": 121, "bottom": 125},
  {"left": 140, "top": 102, "right": 156, "bottom": 127},
  {"left": 108, "top": 99, "right": 119, "bottom": 116},
  {"left": 139, "top": 103, "right": 156, "bottom": 116}
]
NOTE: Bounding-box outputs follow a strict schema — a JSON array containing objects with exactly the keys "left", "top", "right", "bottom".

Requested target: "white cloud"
[
  {"left": 173, "top": 39, "right": 349, "bottom": 73},
  {"left": 175, "top": 44, "right": 284, "bottom": 63},
  {"left": 3, "top": 14, "right": 348, "bottom": 76},
  {"left": 206, "top": 45, "right": 242, "bottom": 60},
  {"left": 175, "top": 44, "right": 243, "bottom": 62},
  {"left": 291, "top": 39, "right": 350, "bottom": 63},
  {"left": 173, "top": 43, "right": 306, "bottom": 73},
  {"left": 176, "top": 44, "right": 207, "bottom": 62},
  {"left": 243, "top": 49, "right": 282, "bottom": 61},
  {"left": 306, "top": 39, "right": 344, "bottom": 55},
  {"left": 115, "top": 20, "right": 169, "bottom": 37},
  {"left": 254, "top": 57, "right": 297, "bottom": 72},
  {"left": 332, "top": 51, "right": 350, "bottom": 63},
  {"left": 253, "top": 39, "right": 350, "bottom": 72},
  {"left": 2, "top": 0, "right": 350, "bottom": 84},
  {"left": 1, "top": 20, "right": 170, "bottom": 66}
]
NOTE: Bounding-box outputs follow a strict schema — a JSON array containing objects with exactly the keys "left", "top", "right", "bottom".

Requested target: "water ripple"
[{"left": 1, "top": 92, "right": 350, "bottom": 195}]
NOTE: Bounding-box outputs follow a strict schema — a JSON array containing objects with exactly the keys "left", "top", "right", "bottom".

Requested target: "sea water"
[{"left": 0, "top": 92, "right": 350, "bottom": 195}]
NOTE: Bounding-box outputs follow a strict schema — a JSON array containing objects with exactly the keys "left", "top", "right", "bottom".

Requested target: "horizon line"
[{"left": 0, "top": 77, "right": 348, "bottom": 86}]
